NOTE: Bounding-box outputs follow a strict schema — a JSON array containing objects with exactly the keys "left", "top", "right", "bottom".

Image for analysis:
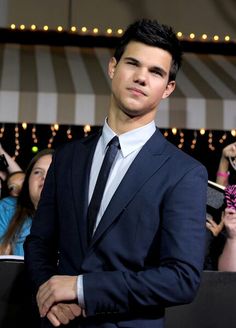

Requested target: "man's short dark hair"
[{"left": 114, "top": 18, "right": 182, "bottom": 82}]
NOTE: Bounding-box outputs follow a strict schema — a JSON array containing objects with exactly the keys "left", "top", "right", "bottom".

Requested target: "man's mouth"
[{"left": 127, "top": 87, "right": 147, "bottom": 96}]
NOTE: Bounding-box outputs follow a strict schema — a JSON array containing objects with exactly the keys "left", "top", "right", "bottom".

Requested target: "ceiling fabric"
[{"left": 0, "top": 43, "right": 235, "bottom": 129}]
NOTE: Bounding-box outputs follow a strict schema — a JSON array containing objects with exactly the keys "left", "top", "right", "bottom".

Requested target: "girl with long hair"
[{"left": 0, "top": 149, "right": 54, "bottom": 256}]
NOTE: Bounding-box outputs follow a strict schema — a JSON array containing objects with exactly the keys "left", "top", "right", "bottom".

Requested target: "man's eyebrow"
[
  {"left": 123, "top": 56, "right": 139, "bottom": 63},
  {"left": 151, "top": 66, "right": 168, "bottom": 76}
]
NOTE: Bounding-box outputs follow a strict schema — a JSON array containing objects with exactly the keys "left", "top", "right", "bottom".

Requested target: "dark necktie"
[{"left": 87, "top": 136, "right": 120, "bottom": 241}]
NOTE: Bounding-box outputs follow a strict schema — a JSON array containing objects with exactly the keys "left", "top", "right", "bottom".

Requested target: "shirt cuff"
[{"left": 77, "top": 275, "right": 85, "bottom": 309}]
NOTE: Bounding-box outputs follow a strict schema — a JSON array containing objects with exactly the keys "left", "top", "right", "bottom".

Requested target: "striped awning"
[{"left": 0, "top": 43, "right": 235, "bottom": 130}]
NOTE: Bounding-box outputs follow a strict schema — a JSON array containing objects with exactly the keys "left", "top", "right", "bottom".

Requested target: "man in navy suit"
[{"left": 24, "top": 19, "right": 208, "bottom": 327}]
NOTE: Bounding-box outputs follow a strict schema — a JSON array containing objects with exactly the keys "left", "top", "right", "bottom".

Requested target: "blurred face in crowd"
[
  {"left": 7, "top": 172, "right": 26, "bottom": 197},
  {"left": 28, "top": 154, "right": 52, "bottom": 209}
]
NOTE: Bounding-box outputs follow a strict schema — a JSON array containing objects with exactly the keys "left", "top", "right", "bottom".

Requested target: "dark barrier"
[
  {"left": 0, "top": 260, "right": 235, "bottom": 328},
  {"left": 166, "top": 271, "right": 236, "bottom": 327},
  {"left": 0, "top": 259, "right": 37, "bottom": 328}
]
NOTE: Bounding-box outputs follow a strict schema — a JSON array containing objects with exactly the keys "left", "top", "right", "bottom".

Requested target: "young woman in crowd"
[{"left": 0, "top": 149, "right": 54, "bottom": 256}]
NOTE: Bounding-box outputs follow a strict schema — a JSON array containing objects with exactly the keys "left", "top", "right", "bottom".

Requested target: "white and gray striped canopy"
[{"left": 0, "top": 43, "right": 235, "bottom": 130}]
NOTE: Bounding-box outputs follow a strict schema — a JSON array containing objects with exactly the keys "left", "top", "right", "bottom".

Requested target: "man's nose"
[{"left": 133, "top": 68, "right": 147, "bottom": 85}]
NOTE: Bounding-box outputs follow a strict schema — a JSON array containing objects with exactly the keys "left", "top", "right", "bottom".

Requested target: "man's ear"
[
  {"left": 162, "top": 81, "right": 176, "bottom": 99},
  {"left": 108, "top": 57, "right": 117, "bottom": 79}
]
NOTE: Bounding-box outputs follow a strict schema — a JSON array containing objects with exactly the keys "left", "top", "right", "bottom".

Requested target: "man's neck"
[{"left": 107, "top": 109, "right": 155, "bottom": 135}]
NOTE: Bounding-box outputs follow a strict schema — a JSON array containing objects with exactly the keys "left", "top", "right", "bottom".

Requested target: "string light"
[
  {"left": 22, "top": 122, "right": 27, "bottom": 130},
  {"left": 67, "top": 127, "right": 72, "bottom": 139},
  {"left": 0, "top": 124, "right": 5, "bottom": 138},
  {"left": 83, "top": 124, "right": 91, "bottom": 137},
  {"left": 71, "top": 26, "right": 77, "bottom": 32},
  {"left": 231, "top": 129, "right": 236, "bottom": 137},
  {"left": 14, "top": 124, "right": 20, "bottom": 159},
  {"left": 177, "top": 32, "right": 183, "bottom": 38},
  {"left": 81, "top": 26, "right": 87, "bottom": 33},
  {"left": 172, "top": 127, "right": 177, "bottom": 135},
  {"left": 2, "top": 124, "right": 236, "bottom": 160},
  {"left": 106, "top": 28, "right": 112, "bottom": 35},
  {"left": 47, "top": 124, "right": 59, "bottom": 148},
  {"left": 200, "top": 128, "right": 205, "bottom": 135},
  {"left": 178, "top": 130, "right": 185, "bottom": 149},
  {"left": 54, "top": 123, "right": 59, "bottom": 131},
  {"left": 7, "top": 23, "right": 234, "bottom": 42},
  {"left": 208, "top": 131, "right": 215, "bottom": 151},
  {"left": 32, "top": 125, "right": 38, "bottom": 144},
  {"left": 190, "top": 130, "right": 197, "bottom": 150},
  {"left": 219, "top": 132, "right": 227, "bottom": 144}
]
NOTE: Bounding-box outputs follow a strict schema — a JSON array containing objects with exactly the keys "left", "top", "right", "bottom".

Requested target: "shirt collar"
[{"left": 101, "top": 118, "right": 156, "bottom": 157}]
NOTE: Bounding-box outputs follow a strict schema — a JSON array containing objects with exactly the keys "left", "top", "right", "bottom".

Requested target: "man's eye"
[
  {"left": 151, "top": 70, "right": 162, "bottom": 76},
  {"left": 127, "top": 61, "right": 137, "bottom": 66}
]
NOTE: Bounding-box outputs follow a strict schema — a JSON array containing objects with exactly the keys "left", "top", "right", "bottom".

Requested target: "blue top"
[{"left": 0, "top": 196, "right": 32, "bottom": 256}]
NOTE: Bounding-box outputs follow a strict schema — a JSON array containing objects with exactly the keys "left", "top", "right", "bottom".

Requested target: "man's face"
[{"left": 108, "top": 41, "right": 175, "bottom": 122}]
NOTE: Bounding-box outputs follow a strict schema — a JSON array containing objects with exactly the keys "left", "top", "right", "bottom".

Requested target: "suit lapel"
[
  {"left": 72, "top": 132, "right": 101, "bottom": 252},
  {"left": 89, "top": 129, "right": 170, "bottom": 248}
]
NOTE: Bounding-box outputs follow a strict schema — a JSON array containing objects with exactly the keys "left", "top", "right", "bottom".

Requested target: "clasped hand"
[{"left": 36, "top": 275, "right": 82, "bottom": 327}]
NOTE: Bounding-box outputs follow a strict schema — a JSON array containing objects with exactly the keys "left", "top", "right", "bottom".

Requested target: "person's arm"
[
  {"left": 0, "top": 143, "right": 22, "bottom": 174},
  {"left": 216, "top": 143, "right": 236, "bottom": 186},
  {"left": 218, "top": 208, "right": 236, "bottom": 271}
]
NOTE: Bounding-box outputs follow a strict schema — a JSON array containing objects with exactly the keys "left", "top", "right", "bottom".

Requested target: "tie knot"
[{"left": 108, "top": 136, "right": 120, "bottom": 149}]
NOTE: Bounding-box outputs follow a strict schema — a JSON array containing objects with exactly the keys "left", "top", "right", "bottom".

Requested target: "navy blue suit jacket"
[{"left": 24, "top": 128, "right": 208, "bottom": 328}]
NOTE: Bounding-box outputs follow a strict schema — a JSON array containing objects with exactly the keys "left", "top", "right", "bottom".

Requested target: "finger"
[
  {"left": 206, "top": 220, "right": 216, "bottom": 228},
  {"left": 58, "top": 304, "right": 74, "bottom": 321},
  {"left": 37, "top": 282, "right": 51, "bottom": 309},
  {"left": 68, "top": 303, "right": 82, "bottom": 317},
  {"left": 37, "top": 279, "right": 60, "bottom": 316},
  {"left": 46, "top": 310, "right": 61, "bottom": 327},
  {"left": 37, "top": 289, "right": 55, "bottom": 317},
  {"left": 40, "top": 295, "right": 56, "bottom": 318},
  {"left": 50, "top": 304, "right": 71, "bottom": 325}
]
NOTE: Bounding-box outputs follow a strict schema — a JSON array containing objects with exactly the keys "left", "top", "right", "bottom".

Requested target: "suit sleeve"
[{"left": 24, "top": 152, "right": 59, "bottom": 292}]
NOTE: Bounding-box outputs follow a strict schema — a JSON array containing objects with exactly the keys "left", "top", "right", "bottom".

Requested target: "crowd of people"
[{"left": 0, "top": 18, "right": 235, "bottom": 328}]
